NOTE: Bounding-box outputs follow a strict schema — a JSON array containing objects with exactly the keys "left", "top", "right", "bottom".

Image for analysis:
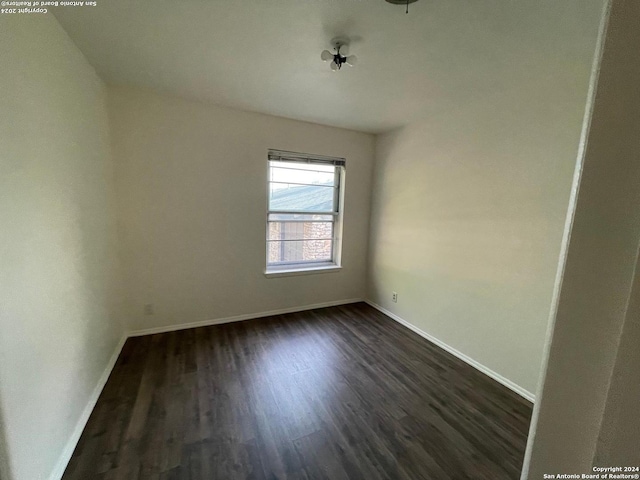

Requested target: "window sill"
[{"left": 264, "top": 265, "right": 342, "bottom": 278}]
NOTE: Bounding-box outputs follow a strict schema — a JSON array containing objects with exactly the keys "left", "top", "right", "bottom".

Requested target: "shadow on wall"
[{"left": 0, "top": 399, "right": 12, "bottom": 480}]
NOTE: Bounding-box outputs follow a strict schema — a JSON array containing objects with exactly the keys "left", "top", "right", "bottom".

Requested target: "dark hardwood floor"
[{"left": 63, "top": 302, "right": 532, "bottom": 480}]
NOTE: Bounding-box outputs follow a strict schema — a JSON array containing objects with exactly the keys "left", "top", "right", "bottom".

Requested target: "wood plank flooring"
[{"left": 63, "top": 302, "right": 532, "bottom": 480}]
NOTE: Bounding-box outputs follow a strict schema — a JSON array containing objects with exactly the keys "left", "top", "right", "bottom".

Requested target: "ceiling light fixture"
[
  {"left": 320, "top": 42, "right": 357, "bottom": 72},
  {"left": 385, "top": 0, "right": 419, "bottom": 14}
]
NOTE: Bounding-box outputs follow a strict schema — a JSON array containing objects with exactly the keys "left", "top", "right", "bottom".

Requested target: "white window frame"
[{"left": 265, "top": 150, "right": 345, "bottom": 277}]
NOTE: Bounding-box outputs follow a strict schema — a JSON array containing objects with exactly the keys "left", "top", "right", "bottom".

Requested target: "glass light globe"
[
  {"left": 330, "top": 61, "right": 339, "bottom": 71},
  {"left": 321, "top": 50, "right": 333, "bottom": 62},
  {"left": 346, "top": 55, "right": 358, "bottom": 66}
]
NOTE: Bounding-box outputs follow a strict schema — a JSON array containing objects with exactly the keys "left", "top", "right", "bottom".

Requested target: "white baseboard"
[
  {"left": 128, "top": 298, "right": 363, "bottom": 337},
  {"left": 49, "top": 334, "right": 127, "bottom": 480},
  {"left": 49, "top": 296, "right": 532, "bottom": 480},
  {"left": 364, "top": 300, "right": 536, "bottom": 403}
]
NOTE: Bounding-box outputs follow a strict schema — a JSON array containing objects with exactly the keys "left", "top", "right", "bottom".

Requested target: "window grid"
[{"left": 266, "top": 153, "right": 344, "bottom": 270}]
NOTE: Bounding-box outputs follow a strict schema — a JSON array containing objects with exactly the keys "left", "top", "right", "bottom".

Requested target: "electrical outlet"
[
  {"left": 392, "top": 292, "right": 398, "bottom": 303},
  {"left": 144, "top": 304, "right": 154, "bottom": 315}
]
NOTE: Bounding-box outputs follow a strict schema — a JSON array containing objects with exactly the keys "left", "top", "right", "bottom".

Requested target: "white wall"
[
  {"left": 108, "top": 86, "right": 374, "bottom": 332},
  {"left": 367, "top": 1, "right": 605, "bottom": 396},
  {"left": 0, "top": 13, "right": 123, "bottom": 480},
  {"left": 522, "top": 0, "right": 640, "bottom": 474}
]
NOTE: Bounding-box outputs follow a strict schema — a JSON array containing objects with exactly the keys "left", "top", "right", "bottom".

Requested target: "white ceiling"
[{"left": 54, "top": 0, "right": 604, "bottom": 134}]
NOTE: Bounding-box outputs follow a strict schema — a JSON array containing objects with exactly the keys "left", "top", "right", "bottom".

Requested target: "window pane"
[
  {"left": 269, "top": 183, "right": 335, "bottom": 212},
  {"left": 268, "top": 221, "right": 333, "bottom": 241},
  {"left": 268, "top": 213, "right": 333, "bottom": 222},
  {"left": 270, "top": 165, "right": 335, "bottom": 186},
  {"left": 270, "top": 161, "right": 334, "bottom": 173},
  {"left": 268, "top": 240, "right": 333, "bottom": 264}
]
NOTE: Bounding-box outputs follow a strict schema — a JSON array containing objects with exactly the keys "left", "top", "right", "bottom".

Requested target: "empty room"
[{"left": 1, "top": 1, "right": 639, "bottom": 479}]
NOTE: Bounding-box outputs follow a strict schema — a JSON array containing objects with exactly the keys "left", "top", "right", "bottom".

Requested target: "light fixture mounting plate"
[
  {"left": 385, "top": 0, "right": 419, "bottom": 4},
  {"left": 330, "top": 36, "right": 350, "bottom": 49}
]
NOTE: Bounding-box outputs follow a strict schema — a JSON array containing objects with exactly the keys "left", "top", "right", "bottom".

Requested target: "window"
[{"left": 266, "top": 150, "right": 345, "bottom": 274}]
